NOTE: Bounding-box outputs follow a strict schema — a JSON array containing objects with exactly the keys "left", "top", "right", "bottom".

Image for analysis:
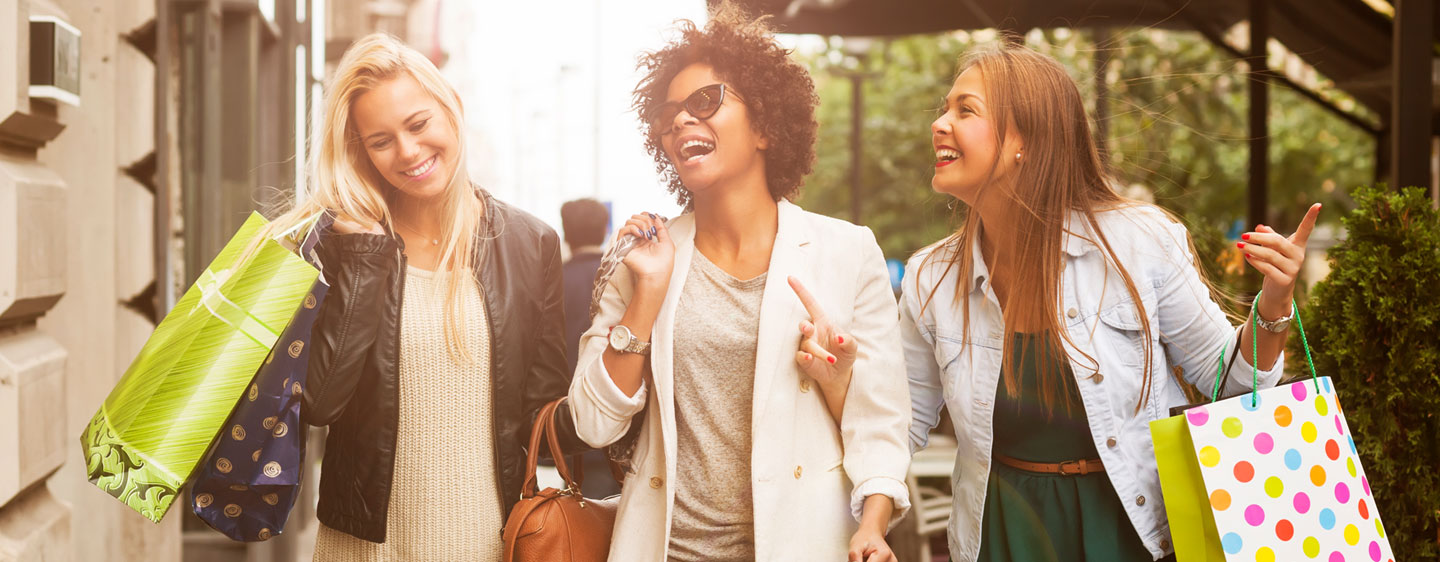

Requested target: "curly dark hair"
[{"left": 633, "top": 3, "right": 819, "bottom": 209}]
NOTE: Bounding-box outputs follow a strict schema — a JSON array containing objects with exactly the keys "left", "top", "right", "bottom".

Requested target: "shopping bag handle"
[
  {"left": 1209, "top": 290, "right": 1321, "bottom": 406},
  {"left": 274, "top": 209, "right": 326, "bottom": 244}
]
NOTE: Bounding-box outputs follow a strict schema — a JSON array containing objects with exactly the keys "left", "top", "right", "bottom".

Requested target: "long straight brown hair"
[{"left": 917, "top": 41, "right": 1159, "bottom": 416}]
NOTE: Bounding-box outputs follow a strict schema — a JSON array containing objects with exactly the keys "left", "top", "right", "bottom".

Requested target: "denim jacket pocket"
[
  {"left": 1096, "top": 289, "right": 1158, "bottom": 371},
  {"left": 933, "top": 334, "right": 967, "bottom": 400}
]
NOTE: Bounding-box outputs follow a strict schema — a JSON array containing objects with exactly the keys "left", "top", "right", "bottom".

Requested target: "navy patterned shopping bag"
[{"left": 189, "top": 214, "right": 330, "bottom": 541}]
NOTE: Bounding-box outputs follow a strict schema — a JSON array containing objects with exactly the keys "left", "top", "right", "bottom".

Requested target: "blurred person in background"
[
  {"left": 561, "top": 197, "right": 611, "bottom": 375},
  {"left": 559, "top": 197, "right": 621, "bottom": 497}
]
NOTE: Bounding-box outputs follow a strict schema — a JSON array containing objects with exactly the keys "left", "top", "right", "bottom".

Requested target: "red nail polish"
[
  {"left": 837, "top": 336, "right": 844, "bottom": 344},
  {"left": 1236, "top": 242, "right": 1245, "bottom": 249},
  {"left": 1241, "top": 234, "right": 1250, "bottom": 240},
  {"left": 1245, "top": 253, "right": 1252, "bottom": 258},
  {"left": 804, "top": 353, "right": 812, "bottom": 361},
  {"left": 827, "top": 356, "right": 836, "bottom": 364}
]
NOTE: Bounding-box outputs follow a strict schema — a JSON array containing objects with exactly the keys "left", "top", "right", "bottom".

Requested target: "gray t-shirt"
[{"left": 666, "top": 250, "right": 766, "bottom": 562}]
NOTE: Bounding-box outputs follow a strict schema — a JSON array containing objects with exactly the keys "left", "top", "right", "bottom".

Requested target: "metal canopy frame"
[{"left": 720, "top": 0, "right": 1438, "bottom": 216}]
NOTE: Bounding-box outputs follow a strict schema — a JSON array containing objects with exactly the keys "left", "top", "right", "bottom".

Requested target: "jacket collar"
[
  {"left": 966, "top": 210, "right": 1098, "bottom": 295},
  {"left": 1062, "top": 210, "right": 1100, "bottom": 258}
]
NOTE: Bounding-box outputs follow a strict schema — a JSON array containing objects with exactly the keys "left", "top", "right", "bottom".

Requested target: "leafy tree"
[{"left": 793, "top": 28, "right": 1375, "bottom": 285}]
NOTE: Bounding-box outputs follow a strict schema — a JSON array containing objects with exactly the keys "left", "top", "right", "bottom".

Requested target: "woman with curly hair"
[{"left": 567, "top": 5, "right": 911, "bottom": 562}]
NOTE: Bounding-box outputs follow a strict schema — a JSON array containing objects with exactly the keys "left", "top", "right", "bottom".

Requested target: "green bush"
[{"left": 1293, "top": 185, "right": 1440, "bottom": 558}]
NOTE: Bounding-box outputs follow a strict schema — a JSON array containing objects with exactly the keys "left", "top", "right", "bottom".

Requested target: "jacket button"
[
  {"left": 800, "top": 379, "right": 812, "bottom": 393},
  {"left": 794, "top": 466, "right": 803, "bottom": 479},
  {"left": 1136, "top": 495, "right": 1147, "bottom": 506},
  {"left": 1160, "top": 539, "right": 1171, "bottom": 550},
  {"left": 1066, "top": 308, "right": 1079, "bottom": 319},
  {"left": 649, "top": 477, "right": 663, "bottom": 489},
  {"left": 1107, "top": 437, "right": 1117, "bottom": 448},
  {"left": 1093, "top": 372, "right": 1105, "bottom": 384}
]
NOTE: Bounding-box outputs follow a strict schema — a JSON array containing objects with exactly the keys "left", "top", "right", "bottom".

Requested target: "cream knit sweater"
[{"left": 314, "top": 266, "right": 503, "bottom": 561}]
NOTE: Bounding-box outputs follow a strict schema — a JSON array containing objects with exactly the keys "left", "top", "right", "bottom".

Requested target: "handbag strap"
[
  {"left": 543, "top": 398, "right": 583, "bottom": 492},
  {"left": 1209, "top": 291, "right": 1322, "bottom": 406},
  {"left": 520, "top": 396, "right": 630, "bottom": 499},
  {"left": 521, "top": 399, "right": 563, "bottom": 498}
]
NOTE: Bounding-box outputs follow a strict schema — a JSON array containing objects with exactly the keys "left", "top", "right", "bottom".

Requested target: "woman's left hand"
[
  {"left": 1238, "top": 202, "right": 1321, "bottom": 316},
  {"left": 788, "top": 276, "right": 859, "bottom": 393},
  {"left": 847, "top": 526, "right": 895, "bottom": 562}
]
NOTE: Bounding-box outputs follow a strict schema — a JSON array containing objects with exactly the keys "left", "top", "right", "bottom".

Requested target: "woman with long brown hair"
[{"left": 901, "top": 41, "right": 1321, "bottom": 561}]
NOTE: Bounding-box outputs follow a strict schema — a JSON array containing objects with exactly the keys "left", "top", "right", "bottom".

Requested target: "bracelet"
[{"left": 1252, "top": 300, "right": 1294, "bottom": 333}]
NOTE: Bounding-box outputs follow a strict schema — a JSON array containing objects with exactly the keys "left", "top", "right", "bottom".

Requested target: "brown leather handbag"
[{"left": 502, "top": 397, "right": 618, "bottom": 562}]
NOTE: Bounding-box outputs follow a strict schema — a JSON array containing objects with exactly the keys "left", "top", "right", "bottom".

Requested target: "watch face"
[{"left": 609, "top": 326, "right": 630, "bottom": 350}]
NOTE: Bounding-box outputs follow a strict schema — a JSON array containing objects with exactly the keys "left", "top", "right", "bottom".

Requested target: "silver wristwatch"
[
  {"left": 1254, "top": 309, "right": 1294, "bottom": 333},
  {"left": 608, "top": 325, "right": 651, "bottom": 355}
]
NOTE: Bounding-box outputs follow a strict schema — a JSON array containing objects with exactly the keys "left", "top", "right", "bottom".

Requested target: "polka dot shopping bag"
[{"left": 1151, "top": 301, "right": 1394, "bottom": 562}]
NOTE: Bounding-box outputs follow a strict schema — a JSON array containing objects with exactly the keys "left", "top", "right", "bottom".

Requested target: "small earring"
[{"left": 1015, "top": 152, "right": 1023, "bottom": 163}]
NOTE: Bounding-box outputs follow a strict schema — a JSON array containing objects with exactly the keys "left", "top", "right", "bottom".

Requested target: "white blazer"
[{"left": 568, "top": 200, "right": 912, "bottom": 561}]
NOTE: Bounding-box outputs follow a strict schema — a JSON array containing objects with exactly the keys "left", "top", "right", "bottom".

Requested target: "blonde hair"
[
  {"left": 917, "top": 40, "right": 1162, "bottom": 416},
  {"left": 264, "top": 33, "right": 484, "bottom": 364}
]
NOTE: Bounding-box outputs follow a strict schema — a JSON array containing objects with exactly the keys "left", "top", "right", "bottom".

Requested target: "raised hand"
[
  {"left": 618, "top": 212, "right": 675, "bottom": 292},
  {"left": 1238, "top": 203, "right": 1321, "bottom": 316}
]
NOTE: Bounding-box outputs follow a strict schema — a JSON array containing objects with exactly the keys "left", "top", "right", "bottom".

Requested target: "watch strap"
[
  {"left": 1254, "top": 309, "right": 1293, "bottom": 333},
  {"left": 624, "top": 338, "right": 651, "bottom": 355}
]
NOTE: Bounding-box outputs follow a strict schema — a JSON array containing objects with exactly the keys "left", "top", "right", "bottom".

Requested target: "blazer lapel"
[
  {"left": 655, "top": 217, "right": 697, "bottom": 471},
  {"left": 751, "top": 200, "right": 809, "bottom": 431}
]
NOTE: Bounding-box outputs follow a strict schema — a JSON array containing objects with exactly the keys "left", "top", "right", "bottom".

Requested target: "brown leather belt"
[{"left": 994, "top": 453, "right": 1105, "bottom": 476}]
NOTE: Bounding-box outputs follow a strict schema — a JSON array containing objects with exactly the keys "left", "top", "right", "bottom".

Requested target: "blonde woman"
[
  {"left": 567, "top": 8, "right": 910, "bottom": 562},
  {"left": 263, "top": 34, "right": 583, "bottom": 560},
  {"left": 902, "top": 41, "right": 1321, "bottom": 561}
]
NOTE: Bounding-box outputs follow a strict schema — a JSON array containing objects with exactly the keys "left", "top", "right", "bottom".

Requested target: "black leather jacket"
[{"left": 301, "top": 190, "right": 586, "bottom": 543}]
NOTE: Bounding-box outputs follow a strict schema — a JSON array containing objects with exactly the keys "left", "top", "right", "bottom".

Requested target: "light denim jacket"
[{"left": 901, "top": 205, "right": 1284, "bottom": 561}]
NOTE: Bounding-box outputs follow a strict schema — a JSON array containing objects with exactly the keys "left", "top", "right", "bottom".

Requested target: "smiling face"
[
  {"left": 351, "top": 74, "right": 458, "bottom": 201},
  {"left": 654, "top": 63, "right": 769, "bottom": 199},
  {"left": 930, "top": 67, "right": 1024, "bottom": 205}
]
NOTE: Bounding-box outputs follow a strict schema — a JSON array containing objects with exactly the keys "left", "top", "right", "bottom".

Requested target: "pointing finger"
[
  {"left": 787, "top": 276, "right": 829, "bottom": 323},
  {"left": 1291, "top": 203, "right": 1322, "bottom": 247}
]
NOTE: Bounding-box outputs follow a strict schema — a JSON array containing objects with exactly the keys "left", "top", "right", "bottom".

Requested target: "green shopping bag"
[
  {"left": 1153, "top": 414, "right": 1226, "bottom": 562},
  {"left": 1153, "top": 300, "right": 1266, "bottom": 562},
  {"left": 81, "top": 212, "right": 319, "bottom": 522}
]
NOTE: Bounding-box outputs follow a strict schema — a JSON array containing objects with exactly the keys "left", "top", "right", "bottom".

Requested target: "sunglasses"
[{"left": 648, "top": 83, "right": 739, "bottom": 138}]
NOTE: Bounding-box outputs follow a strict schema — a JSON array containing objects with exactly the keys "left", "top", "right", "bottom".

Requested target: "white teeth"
[
  {"left": 679, "top": 139, "right": 715, "bottom": 161},
  {"left": 402, "top": 156, "right": 436, "bottom": 177},
  {"left": 935, "top": 148, "right": 960, "bottom": 161},
  {"left": 681, "top": 139, "right": 715, "bottom": 151}
]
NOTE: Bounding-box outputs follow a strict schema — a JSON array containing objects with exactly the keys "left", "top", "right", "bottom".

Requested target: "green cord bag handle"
[{"left": 1209, "top": 290, "right": 1321, "bottom": 407}]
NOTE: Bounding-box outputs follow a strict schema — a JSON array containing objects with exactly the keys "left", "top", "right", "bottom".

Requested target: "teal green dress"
[{"left": 975, "top": 334, "right": 1158, "bottom": 562}]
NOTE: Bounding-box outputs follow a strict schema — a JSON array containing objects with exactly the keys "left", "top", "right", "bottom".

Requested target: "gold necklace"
[{"left": 397, "top": 222, "right": 441, "bottom": 246}]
